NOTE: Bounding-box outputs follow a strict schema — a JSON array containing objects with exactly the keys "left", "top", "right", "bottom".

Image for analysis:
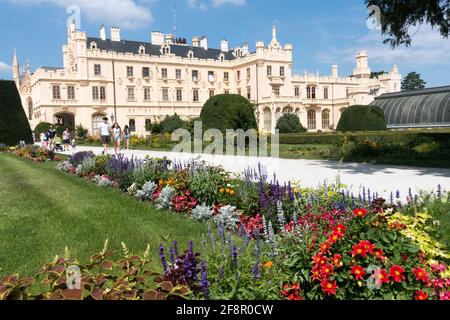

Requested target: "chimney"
[
  {"left": 100, "top": 25, "right": 106, "bottom": 41},
  {"left": 165, "top": 34, "right": 175, "bottom": 44},
  {"left": 151, "top": 31, "right": 165, "bottom": 45},
  {"left": 221, "top": 39, "right": 229, "bottom": 52},
  {"left": 192, "top": 36, "right": 200, "bottom": 47},
  {"left": 111, "top": 27, "right": 121, "bottom": 42},
  {"left": 332, "top": 65, "right": 339, "bottom": 78},
  {"left": 200, "top": 36, "right": 208, "bottom": 50}
]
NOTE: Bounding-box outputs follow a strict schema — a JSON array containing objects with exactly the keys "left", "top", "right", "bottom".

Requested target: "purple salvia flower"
[
  {"left": 169, "top": 246, "right": 175, "bottom": 266},
  {"left": 159, "top": 244, "right": 168, "bottom": 273},
  {"left": 199, "top": 260, "right": 210, "bottom": 298},
  {"left": 173, "top": 240, "right": 179, "bottom": 257}
]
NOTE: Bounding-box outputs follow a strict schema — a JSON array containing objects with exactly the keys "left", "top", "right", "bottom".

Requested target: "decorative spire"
[
  {"left": 25, "top": 59, "right": 31, "bottom": 74},
  {"left": 12, "top": 48, "right": 18, "bottom": 67},
  {"left": 272, "top": 25, "right": 277, "bottom": 42}
]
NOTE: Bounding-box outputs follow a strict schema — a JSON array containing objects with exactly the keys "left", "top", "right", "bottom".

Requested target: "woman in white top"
[{"left": 112, "top": 123, "right": 123, "bottom": 155}]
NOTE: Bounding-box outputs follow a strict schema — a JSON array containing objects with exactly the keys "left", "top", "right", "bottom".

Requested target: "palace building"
[{"left": 13, "top": 21, "right": 402, "bottom": 136}]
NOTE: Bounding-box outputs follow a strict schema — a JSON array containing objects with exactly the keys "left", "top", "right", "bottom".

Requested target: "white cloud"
[
  {"left": 314, "top": 25, "right": 450, "bottom": 68},
  {"left": 211, "top": 0, "right": 246, "bottom": 6},
  {"left": 0, "top": 61, "right": 11, "bottom": 73},
  {"left": 8, "top": 0, "right": 154, "bottom": 29}
]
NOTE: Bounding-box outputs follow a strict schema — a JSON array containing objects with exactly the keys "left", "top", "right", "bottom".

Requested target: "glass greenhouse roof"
[{"left": 371, "top": 86, "right": 450, "bottom": 128}]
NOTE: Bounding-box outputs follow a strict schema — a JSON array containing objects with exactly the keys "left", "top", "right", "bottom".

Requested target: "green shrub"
[
  {"left": 0, "top": 80, "right": 33, "bottom": 145},
  {"left": 336, "top": 105, "right": 387, "bottom": 132},
  {"left": 276, "top": 113, "right": 306, "bottom": 134},
  {"left": 75, "top": 125, "right": 89, "bottom": 139},
  {"left": 160, "top": 114, "right": 184, "bottom": 134},
  {"left": 34, "top": 122, "right": 52, "bottom": 140},
  {"left": 200, "top": 94, "right": 257, "bottom": 132}
]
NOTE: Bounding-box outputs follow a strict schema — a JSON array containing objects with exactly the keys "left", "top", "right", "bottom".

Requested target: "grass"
[{"left": 0, "top": 153, "right": 206, "bottom": 277}]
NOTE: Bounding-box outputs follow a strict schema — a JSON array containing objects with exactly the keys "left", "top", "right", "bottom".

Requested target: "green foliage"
[
  {"left": 336, "top": 105, "right": 387, "bottom": 132},
  {"left": 0, "top": 80, "right": 33, "bottom": 146},
  {"left": 200, "top": 94, "right": 257, "bottom": 132},
  {"left": 188, "top": 166, "right": 226, "bottom": 206},
  {"left": 75, "top": 125, "right": 89, "bottom": 139},
  {"left": 365, "top": 0, "right": 450, "bottom": 47},
  {"left": 34, "top": 122, "right": 52, "bottom": 139},
  {"left": 402, "top": 72, "right": 427, "bottom": 90},
  {"left": 276, "top": 113, "right": 306, "bottom": 134},
  {"left": 154, "top": 114, "right": 184, "bottom": 134}
]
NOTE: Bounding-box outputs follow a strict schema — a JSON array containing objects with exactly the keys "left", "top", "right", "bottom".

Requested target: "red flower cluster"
[
  {"left": 321, "top": 280, "right": 338, "bottom": 296},
  {"left": 280, "top": 283, "right": 303, "bottom": 300},
  {"left": 389, "top": 265, "right": 406, "bottom": 283},
  {"left": 351, "top": 240, "right": 375, "bottom": 258},
  {"left": 413, "top": 267, "right": 430, "bottom": 283},
  {"left": 171, "top": 191, "right": 198, "bottom": 213},
  {"left": 415, "top": 290, "right": 429, "bottom": 300},
  {"left": 240, "top": 214, "right": 264, "bottom": 237},
  {"left": 350, "top": 265, "right": 366, "bottom": 280}
]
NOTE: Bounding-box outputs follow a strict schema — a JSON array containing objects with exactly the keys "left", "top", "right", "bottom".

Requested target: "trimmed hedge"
[
  {"left": 276, "top": 113, "right": 306, "bottom": 134},
  {"left": 0, "top": 80, "right": 33, "bottom": 146},
  {"left": 200, "top": 94, "right": 257, "bottom": 132},
  {"left": 336, "top": 105, "right": 387, "bottom": 132}
]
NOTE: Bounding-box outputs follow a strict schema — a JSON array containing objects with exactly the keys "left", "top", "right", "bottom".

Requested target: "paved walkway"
[{"left": 60, "top": 145, "right": 450, "bottom": 201}]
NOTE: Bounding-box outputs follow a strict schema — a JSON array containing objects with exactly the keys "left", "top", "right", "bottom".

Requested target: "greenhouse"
[{"left": 371, "top": 86, "right": 450, "bottom": 129}]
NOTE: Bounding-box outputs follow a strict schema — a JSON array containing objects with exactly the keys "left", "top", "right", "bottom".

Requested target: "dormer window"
[
  {"left": 219, "top": 53, "right": 225, "bottom": 62},
  {"left": 187, "top": 50, "right": 194, "bottom": 59},
  {"left": 90, "top": 41, "right": 97, "bottom": 50},
  {"left": 139, "top": 45, "right": 145, "bottom": 55},
  {"left": 161, "top": 44, "right": 170, "bottom": 55}
]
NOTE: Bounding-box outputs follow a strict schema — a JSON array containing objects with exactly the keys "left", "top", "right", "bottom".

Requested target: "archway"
[{"left": 54, "top": 112, "right": 75, "bottom": 129}]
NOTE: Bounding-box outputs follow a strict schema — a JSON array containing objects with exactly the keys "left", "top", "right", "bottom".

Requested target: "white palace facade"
[{"left": 13, "top": 22, "right": 402, "bottom": 136}]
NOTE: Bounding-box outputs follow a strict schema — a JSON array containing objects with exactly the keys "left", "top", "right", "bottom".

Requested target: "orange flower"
[
  {"left": 264, "top": 261, "right": 273, "bottom": 269},
  {"left": 353, "top": 208, "right": 368, "bottom": 218},
  {"left": 219, "top": 188, "right": 225, "bottom": 193},
  {"left": 229, "top": 189, "right": 235, "bottom": 196}
]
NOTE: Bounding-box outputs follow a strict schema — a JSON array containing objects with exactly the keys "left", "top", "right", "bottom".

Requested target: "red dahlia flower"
[
  {"left": 312, "top": 254, "right": 328, "bottom": 266},
  {"left": 351, "top": 240, "right": 374, "bottom": 258},
  {"left": 332, "top": 254, "right": 343, "bottom": 268},
  {"left": 321, "top": 264, "right": 334, "bottom": 277},
  {"left": 373, "top": 248, "right": 386, "bottom": 261},
  {"left": 413, "top": 267, "right": 430, "bottom": 283},
  {"left": 389, "top": 265, "right": 406, "bottom": 283},
  {"left": 321, "top": 280, "right": 338, "bottom": 296},
  {"left": 351, "top": 265, "right": 366, "bottom": 280},
  {"left": 353, "top": 208, "right": 368, "bottom": 218},
  {"left": 332, "top": 224, "right": 346, "bottom": 236},
  {"left": 415, "top": 290, "right": 429, "bottom": 300}
]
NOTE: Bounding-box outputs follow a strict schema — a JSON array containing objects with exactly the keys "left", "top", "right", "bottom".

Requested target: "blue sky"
[{"left": 1, "top": 0, "right": 449, "bottom": 87}]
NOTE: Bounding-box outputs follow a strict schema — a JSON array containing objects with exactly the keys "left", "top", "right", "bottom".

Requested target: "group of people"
[
  {"left": 98, "top": 117, "right": 131, "bottom": 155},
  {"left": 40, "top": 125, "right": 74, "bottom": 152}
]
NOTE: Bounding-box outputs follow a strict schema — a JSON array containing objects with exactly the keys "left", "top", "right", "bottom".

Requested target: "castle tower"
[
  {"left": 12, "top": 48, "right": 20, "bottom": 88},
  {"left": 353, "top": 51, "right": 371, "bottom": 78}
]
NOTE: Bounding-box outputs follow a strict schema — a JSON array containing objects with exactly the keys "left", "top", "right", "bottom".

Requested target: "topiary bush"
[
  {"left": 276, "top": 113, "right": 306, "bottom": 134},
  {"left": 0, "top": 80, "right": 33, "bottom": 145},
  {"left": 200, "top": 94, "right": 257, "bottom": 132},
  {"left": 152, "top": 114, "right": 184, "bottom": 134},
  {"left": 336, "top": 105, "right": 387, "bottom": 132}
]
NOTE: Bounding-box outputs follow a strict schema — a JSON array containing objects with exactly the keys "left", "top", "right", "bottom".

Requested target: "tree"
[
  {"left": 401, "top": 72, "right": 427, "bottom": 90},
  {"left": 0, "top": 80, "right": 33, "bottom": 146},
  {"left": 366, "top": 0, "right": 450, "bottom": 47},
  {"left": 336, "top": 105, "right": 387, "bottom": 132},
  {"left": 276, "top": 113, "right": 306, "bottom": 134},
  {"left": 200, "top": 94, "right": 257, "bottom": 132}
]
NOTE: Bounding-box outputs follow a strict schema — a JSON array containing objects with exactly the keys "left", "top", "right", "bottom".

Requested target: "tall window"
[
  {"left": 94, "top": 64, "right": 101, "bottom": 76},
  {"left": 208, "top": 71, "right": 215, "bottom": 82},
  {"left": 307, "top": 86, "right": 316, "bottom": 99},
  {"left": 129, "top": 119, "right": 136, "bottom": 132},
  {"left": 28, "top": 99, "right": 33, "bottom": 120},
  {"left": 247, "top": 68, "right": 251, "bottom": 79},
  {"left": 193, "top": 89, "right": 199, "bottom": 102},
  {"left": 273, "top": 87, "right": 280, "bottom": 97},
  {"left": 52, "top": 85, "right": 61, "bottom": 99},
  {"left": 322, "top": 110, "right": 330, "bottom": 130},
  {"left": 247, "top": 87, "right": 251, "bottom": 100},
  {"left": 307, "top": 110, "right": 317, "bottom": 130},
  {"left": 294, "top": 87, "right": 300, "bottom": 97},
  {"left": 324, "top": 87, "right": 329, "bottom": 99},
  {"left": 209, "top": 89, "right": 215, "bottom": 98},
  {"left": 224, "top": 72, "right": 229, "bottom": 82},
  {"left": 142, "top": 67, "right": 150, "bottom": 78},
  {"left": 127, "top": 66, "right": 134, "bottom": 77},
  {"left": 267, "top": 65, "right": 272, "bottom": 76},
  {"left": 145, "top": 119, "right": 151, "bottom": 132},
  {"left": 92, "top": 87, "right": 99, "bottom": 100},
  {"left": 144, "top": 87, "right": 151, "bottom": 101},
  {"left": 238, "top": 88, "right": 242, "bottom": 96},
  {"left": 176, "top": 89, "right": 183, "bottom": 102},
  {"left": 162, "top": 88, "right": 169, "bottom": 101},
  {"left": 176, "top": 69, "right": 182, "bottom": 80},
  {"left": 100, "top": 87, "right": 106, "bottom": 100},
  {"left": 237, "top": 70, "right": 241, "bottom": 81},
  {"left": 127, "top": 87, "right": 135, "bottom": 101},
  {"left": 280, "top": 66, "right": 285, "bottom": 77},
  {"left": 67, "top": 86, "right": 75, "bottom": 100},
  {"left": 192, "top": 70, "right": 199, "bottom": 81},
  {"left": 161, "top": 68, "right": 168, "bottom": 79},
  {"left": 224, "top": 90, "right": 230, "bottom": 94}
]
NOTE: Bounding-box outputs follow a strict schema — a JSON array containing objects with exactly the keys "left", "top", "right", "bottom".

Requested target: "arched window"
[
  {"left": 307, "top": 110, "right": 316, "bottom": 130},
  {"left": 27, "top": 98, "right": 33, "bottom": 120},
  {"left": 219, "top": 53, "right": 225, "bottom": 62},
  {"left": 92, "top": 113, "right": 105, "bottom": 134},
  {"left": 161, "top": 44, "right": 170, "bottom": 55},
  {"left": 283, "top": 106, "right": 293, "bottom": 114},
  {"left": 187, "top": 50, "right": 194, "bottom": 59},
  {"left": 129, "top": 119, "right": 136, "bottom": 132},
  {"left": 90, "top": 41, "right": 97, "bottom": 50},
  {"left": 322, "top": 109, "right": 330, "bottom": 130},
  {"left": 263, "top": 108, "right": 272, "bottom": 132}
]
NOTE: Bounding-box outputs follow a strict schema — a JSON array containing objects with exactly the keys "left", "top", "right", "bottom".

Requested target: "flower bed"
[
  {"left": 9, "top": 145, "right": 60, "bottom": 162},
  {"left": 2, "top": 150, "right": 449, "bottom": 300}
]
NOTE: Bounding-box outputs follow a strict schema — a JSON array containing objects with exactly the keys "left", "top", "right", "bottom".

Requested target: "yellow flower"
[
  {"left": 229, "top": 189, "right": 235, "bottom": 196},
  {"left": 219, "top": 188, "right": 225, "bottom": 193}
]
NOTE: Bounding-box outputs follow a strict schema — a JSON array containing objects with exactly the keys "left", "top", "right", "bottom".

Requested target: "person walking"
[
  {"left": 112, "top": 123, "right": 123, "bottom": 155},
  {"left": 123, "top": 125, "right": 130, "bottom": 150},
  {"left": 98, "top": 117, "right": 111, "bottom": 155},
  {"left": 48, "top": 125, "right": 57, "bottom": 150},
  {"left": 62, "top": 128, "right": 71, "bottom": 151}
]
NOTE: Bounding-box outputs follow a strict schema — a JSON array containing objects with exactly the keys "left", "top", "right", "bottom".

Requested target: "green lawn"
[{"left": 0, "top": 153, "right": 206, "bottom": 277}]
